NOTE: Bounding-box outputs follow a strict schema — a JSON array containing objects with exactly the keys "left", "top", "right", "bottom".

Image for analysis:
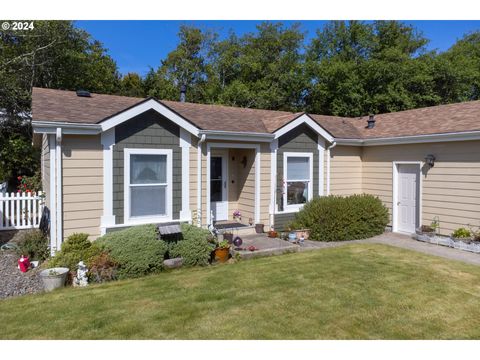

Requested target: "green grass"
[{"left": 2, "top": 244, "right": 480, "bottom": 339}]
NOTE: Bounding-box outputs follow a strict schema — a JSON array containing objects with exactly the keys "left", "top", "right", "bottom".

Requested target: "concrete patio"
[{"left": 229, "top": 231, "right": 480, "bottom": 266}]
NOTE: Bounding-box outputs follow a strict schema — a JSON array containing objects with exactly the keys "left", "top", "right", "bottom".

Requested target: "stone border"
[{"left": 415, "top": 233, "right": 480, "bottom": 253}]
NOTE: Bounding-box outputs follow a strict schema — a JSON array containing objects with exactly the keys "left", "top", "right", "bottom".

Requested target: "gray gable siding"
[
  {"left": 113, "top": 109, "right": 182, "bottom": 224},
  {"left": 275, "top": 124, "right": 319, "bottom": 230}
]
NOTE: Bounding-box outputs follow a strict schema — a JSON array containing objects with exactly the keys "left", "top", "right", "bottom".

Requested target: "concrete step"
[{"left": 217, "top": 226, "right": 259, "bottom": 236}]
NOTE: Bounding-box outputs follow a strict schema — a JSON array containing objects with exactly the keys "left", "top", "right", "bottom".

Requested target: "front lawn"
[{"left": 1, "top": 244, "right": 480, "bottom": 339}]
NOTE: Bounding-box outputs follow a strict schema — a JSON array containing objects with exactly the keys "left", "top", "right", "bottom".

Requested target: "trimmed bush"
[
  {"left": 17, "top": 229, "right": 49, "bottom": 261},
  {"left": 48, "top": 233, "right": 102, "bottom": 272},
  {"left": 289, "top": 194, "right": 389, "bottom": 242},
  {"left": 96, "top": 224, "right": 167, "bottom": 279},
  {"left": 170, "top": 224, "right": 214, "bottom": 267}
]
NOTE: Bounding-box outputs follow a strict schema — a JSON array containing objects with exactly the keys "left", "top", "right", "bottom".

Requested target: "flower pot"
[
  {"left": 295, "top": 229, "right": 310, "bottom": 240},
  {"left": 39, "top": 267, "right": 69, "bottom": 292},
  {"left": 223, "top": 233, "right": 234, "bottom": 243},
  {"left": 215, "top": 247, "right": 230, "bottom": 263},
  {"left": 255, "top": 223, "right": 264, "bottom": 234},
  {"left": 267, "top": 230, "right": 278, "bottom": 238}
]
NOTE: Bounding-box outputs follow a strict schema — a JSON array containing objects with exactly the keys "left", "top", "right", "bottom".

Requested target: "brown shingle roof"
[
  {"left": 344, "top": 101, "right": 480, "bottom": 138},
  {"left": 32, "top": 87, "right": 480, "bottom": 139}
]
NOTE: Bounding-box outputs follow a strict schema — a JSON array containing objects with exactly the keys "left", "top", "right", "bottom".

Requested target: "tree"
[
  {"left": 119, "top": 72, "right": 145, "bottom": 97},
  {"left": 305, "top": 20, "right": 440, "bottom": 116},
  {"left": 0, "top": 20, "right": 121, "bottom": 188}
]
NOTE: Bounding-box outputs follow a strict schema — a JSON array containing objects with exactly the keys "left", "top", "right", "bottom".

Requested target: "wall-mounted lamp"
[
  {"left": 241, "top": 156, "right": 247, "bottom": 168},
  {"left": 425, "top": 154, "right": 436, "bottom": 168}
]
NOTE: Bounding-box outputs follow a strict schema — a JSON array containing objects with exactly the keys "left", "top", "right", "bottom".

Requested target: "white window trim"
[
  {"left": 283, "top": 152, "right": 314, "bottom": 212},
  {"left": 124, "top": 148, "right": 173, "bottom": 225}
]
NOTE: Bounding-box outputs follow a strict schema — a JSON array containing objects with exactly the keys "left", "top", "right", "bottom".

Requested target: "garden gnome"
[{"left": 73, "top": 261, "right": 89, "bottom": 287}]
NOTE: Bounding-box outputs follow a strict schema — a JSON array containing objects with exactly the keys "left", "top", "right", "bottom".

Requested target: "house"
[{"left": 31, "top": 87, "right": 480, "bottom": 252}]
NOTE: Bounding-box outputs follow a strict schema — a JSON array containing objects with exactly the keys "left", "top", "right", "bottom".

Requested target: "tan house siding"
[
  {"left": 189, "top": 136, "right": 198, "bottom": 222},
  {"left": 329, "top": 145, "right": 363, "bottom": 196},
  {"left": 362, "top": 140, "right": 480, "bottom": 235},
  {"left": 62, "top": 135, "right": 103, "bottom": 239}
]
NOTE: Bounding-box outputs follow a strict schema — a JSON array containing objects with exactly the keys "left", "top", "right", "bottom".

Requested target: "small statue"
[{"left": 73, "top": 261, "right": 89, "bottom": 287}]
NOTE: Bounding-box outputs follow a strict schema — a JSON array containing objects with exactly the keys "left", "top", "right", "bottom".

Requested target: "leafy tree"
[
  {"left": 0, "top": 20, "right": 121, "bottom": 187},
  {"left": 119, "top": 72, "right": 145, "bottom": 97}
]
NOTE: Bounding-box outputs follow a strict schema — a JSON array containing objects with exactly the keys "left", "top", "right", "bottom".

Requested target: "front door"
[
  {"left": 397, "top": 164, "right": 419, "bottom": 233},
  {"left": 210, "top": 154, "right": 228, "bottom": 221}
]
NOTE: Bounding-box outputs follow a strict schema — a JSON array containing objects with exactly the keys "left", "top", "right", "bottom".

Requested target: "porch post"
[
  {"left": 101, "top": 128, "right": 115, "bottom": 234},
  {"left": 269, "top": 139, "right": 278, "bottom": 228},
  {"left": 48, "top": 134, "right": 56, "bottom": 255},
  {"left": 179, "top": 129, "right": 191, "bottom": 222}
]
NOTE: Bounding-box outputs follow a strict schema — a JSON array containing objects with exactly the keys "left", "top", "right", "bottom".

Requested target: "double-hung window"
[
  {"left": 124, "top": 149, "right": 172, "bottom": 223},
  {"left": 283, "top": 152, "right": 313, "bottom": 211}
]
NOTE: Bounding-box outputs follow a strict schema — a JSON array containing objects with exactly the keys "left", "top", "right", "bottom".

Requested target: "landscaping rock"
[
  {"left": 163, "top": 257, "right": 183, "bottom": 269},
  {"left": 0, "top": 250, "right": 43, "bottom": 299}
]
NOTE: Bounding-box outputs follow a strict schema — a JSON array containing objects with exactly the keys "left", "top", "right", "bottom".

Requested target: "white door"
[
  {"left": 210, "top": 154, "right": 228, "bottom": 221},
  {"left": 397, "top": 164, "right": 419, "bottom": 233}
]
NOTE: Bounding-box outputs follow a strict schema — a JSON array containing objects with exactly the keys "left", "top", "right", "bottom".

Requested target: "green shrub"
[
  {"left": 96, "top": 224, "right": 167, "bottom": 279},
  {"left": 169, "top": 224, "right": 213, "bottom": 267},
  {"left": 452, "top": 228, "right": 471, "bottom": 239},
  {"left": 48, "top": 233, "right": 102, "bottom": 272},
  {"left": 289, "top": 194, "right": 389, "bottom": 242},
  {"left": 17, "top": 229, "right": 49, "bottom": 261}
]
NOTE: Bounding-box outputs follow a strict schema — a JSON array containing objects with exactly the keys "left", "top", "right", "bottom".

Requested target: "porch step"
[{"left": 217, "top": 226, "right": 258, "bottom": 236}]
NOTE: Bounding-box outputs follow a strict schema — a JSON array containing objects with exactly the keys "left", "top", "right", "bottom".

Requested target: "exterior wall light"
[{"left": 425, "top": 154, "right": 436, "bottom": 167}]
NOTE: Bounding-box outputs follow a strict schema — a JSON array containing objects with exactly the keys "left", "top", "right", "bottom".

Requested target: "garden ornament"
[{"left": 73, "top": 261, "right": 89, "bottom": 287}]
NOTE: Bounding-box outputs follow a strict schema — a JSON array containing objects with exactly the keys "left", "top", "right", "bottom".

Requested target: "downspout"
[
  {"left": 197, "top": 134, "right": 206, "bottom": 226},
  {"left": 55, "top": 128, "right": 63, "bottom": 252},
  {"left": 326, "top": 141, "right": 337, "bottom": 195}
]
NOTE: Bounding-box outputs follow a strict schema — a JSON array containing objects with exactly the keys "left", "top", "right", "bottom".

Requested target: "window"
[
  {"left": 283, "top": 152, "right": 313, "bottom": 211},
  {"left": 125, "top": 149, "right": 172, "bottom": 223}
]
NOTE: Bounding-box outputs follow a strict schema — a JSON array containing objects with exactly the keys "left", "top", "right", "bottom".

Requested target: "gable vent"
[{"left": 76, "top": 89, "right": 91, "bottom": 98}]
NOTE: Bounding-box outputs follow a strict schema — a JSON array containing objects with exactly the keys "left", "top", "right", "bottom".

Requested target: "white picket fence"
[{"left": 0, "top": 191, "right": 44, "bottom": 230}]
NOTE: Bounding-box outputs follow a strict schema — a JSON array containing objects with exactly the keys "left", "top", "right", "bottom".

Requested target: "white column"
[
  {"left": 254, "top": 145, "right": 261, "bottom": 224},
  {"left": 101, "top": 128, "right": 115, "bottom": 234},
  {"left": 55, "top": 128, "right": 62, "bottom": 252},
  {"left": 318, "top": 136, "right": 325, "bottom": 196},
  {"left": 270, "top": 139, "right": 278, "bottom": 219},
  {"left": 179, "top": 129, "right": 191, "bottom": 221},
  {"left": 49, "top": 134, "right": 56, "bottom": 255}
]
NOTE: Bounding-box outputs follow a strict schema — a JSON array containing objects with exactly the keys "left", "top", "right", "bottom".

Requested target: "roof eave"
[
  {"left": 199, "top": 130, "right": 275, "bottom": 142},
  {"left": 32, "top": 121, "right": 102, "bottom": 135},
  {"left": 335, "top": 130, "right": 480, "bottom": 146}
]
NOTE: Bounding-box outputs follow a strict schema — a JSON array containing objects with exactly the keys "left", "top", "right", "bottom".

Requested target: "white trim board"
[
  {"left": 392, "top": 161, "right": 423, "bottom": 234},
  {"left": 179, "top": 129, "right": 192, "bottom": 222},
  {"left": 100, "top": 128, "right": 115, "bottom": 234},
  {"left": 123, "top": 148, "right": 173, "bottom": 225},
  {"left": 100, "top": 98, "right": 200, "bottom": 136},
  {"left": 48, "top": 134, "right": 57, "bottom": 256},
  {"left": 206, "top": 142, "right": 261, "bottom": 226},
  {"left": 282, "top": 151, "right": 314, "bottom": 212},
  {"left": 274, "top": 114, "right": 334, "bottom": 143}
]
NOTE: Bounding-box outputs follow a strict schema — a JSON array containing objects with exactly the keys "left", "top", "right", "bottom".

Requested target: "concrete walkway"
[{"left": 302, "top": 232, "right": 480, "bottom": 266}]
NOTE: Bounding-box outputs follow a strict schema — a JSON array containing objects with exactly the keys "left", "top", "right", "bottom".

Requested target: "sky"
[{"left": 75, "top": 20, "right": 480, "bottom": 76}]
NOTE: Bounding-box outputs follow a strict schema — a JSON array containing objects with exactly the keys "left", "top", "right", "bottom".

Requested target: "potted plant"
[
  {"left": 214, "top": 240, "right": 230, "bottom": 263},
  {"left": 222, "top": 231, "right": 233, "bottom": 243},
  {"left": 233, "top": 210, "right": 242, "bottom": 222},
  {"left": 451, "top": 228, "right": 472, "bottom": 243},
  {"left": 39, "top": 267, "right": 69, "bottom": 292},
  {"left": 255, "top": 223, "right": 264, "bottom": 234},
  {"left": 267, "top": 230, "right": 278, "bottom": 238},
  {"left": 295, "top": 229, "right": 310, "bottom": 240}
]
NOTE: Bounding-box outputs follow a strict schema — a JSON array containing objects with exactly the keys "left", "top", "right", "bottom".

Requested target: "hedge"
[
  {"left": 289, "top": 194, "right": 389, "bottom": 241},
  {"left": 96, "top": 224, "right": 167, "bottom": 279}
]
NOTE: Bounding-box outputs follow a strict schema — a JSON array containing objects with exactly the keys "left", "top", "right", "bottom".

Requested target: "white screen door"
[
  {"left": 210, "top": 155, "right": 228, "bottom": 221},
  {"left": 397, "top": 164, "right": 419, "bottom": 233}
]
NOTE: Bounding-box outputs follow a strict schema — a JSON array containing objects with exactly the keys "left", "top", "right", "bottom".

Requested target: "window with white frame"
[
  {"left": 283, "top": 152, "right": 313, "bottom": 210},
  {"left": 125, "top": 149, "right": 172, "bottom": 222}
]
